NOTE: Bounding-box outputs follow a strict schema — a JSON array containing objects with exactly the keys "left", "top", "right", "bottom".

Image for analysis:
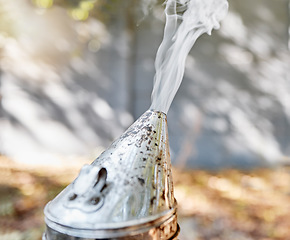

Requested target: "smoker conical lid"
[{"left": 44, "top": 110, "right": 177, "bottom": 237}]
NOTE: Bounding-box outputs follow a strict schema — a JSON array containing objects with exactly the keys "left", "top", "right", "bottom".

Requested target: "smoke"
[{"left": 150, "top": 0, "right": 228, "bottom": 113}]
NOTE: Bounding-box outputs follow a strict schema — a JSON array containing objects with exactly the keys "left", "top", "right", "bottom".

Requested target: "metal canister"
[{"left": 43, "top": 110, "right": 179, "bottom": 239}]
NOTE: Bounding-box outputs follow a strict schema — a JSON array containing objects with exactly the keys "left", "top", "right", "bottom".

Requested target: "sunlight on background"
[
  {"left": 0, "top": 0, "right": 124, "bottom": 165},
  {"left": 33, "top": 0, "right": 54, "bottom": 9}
]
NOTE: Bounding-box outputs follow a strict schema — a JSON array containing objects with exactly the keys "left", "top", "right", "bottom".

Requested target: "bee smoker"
[{"left": 43, "top": 110, "right": 179, "bottom": 239}]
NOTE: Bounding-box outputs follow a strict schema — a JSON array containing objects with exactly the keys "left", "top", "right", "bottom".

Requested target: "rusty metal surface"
[{"left": 44, "top": 110, "right": 178, "bottom": 239}]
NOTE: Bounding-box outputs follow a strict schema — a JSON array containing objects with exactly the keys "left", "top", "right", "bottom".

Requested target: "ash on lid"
[{"left": 44, "top": 110, "right": 178, "bottom": 239}]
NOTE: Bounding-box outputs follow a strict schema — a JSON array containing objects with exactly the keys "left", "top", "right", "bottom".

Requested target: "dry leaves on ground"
[{"left": 0, "top": 156, "right": 289, "bottom": 240}]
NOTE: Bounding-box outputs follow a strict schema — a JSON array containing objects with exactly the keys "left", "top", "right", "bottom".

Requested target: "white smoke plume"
[{"left": 151, "top": 0, "right": 228, "bottom": 113}]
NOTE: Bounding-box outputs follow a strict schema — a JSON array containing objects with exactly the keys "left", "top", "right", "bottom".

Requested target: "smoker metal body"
[{"left": 43, "top": 110, "right": 179, "bottom": 239}]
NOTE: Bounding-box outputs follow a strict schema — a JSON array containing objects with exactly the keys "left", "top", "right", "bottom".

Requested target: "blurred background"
[{"left": 0, "top": 0, "right": 290, "bottom": 239}]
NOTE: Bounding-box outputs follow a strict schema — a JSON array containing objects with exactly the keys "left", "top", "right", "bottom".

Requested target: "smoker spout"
[{"left": 43, "top": 110, "right": 179, "bottom": 239}]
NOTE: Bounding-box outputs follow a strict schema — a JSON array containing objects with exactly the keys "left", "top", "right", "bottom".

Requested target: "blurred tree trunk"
[
  {"left": 0, "top": 70, "right": 3, "bottom": 155},
  {"left": 126, "top": 7, "right": 138, "bottom": 119},
  {"left": 0, "top": 71, "right": 2, "bottom": 119}
]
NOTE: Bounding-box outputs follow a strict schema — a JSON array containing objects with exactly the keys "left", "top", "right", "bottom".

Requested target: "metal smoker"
[{"left": 43, "top": 110, "right": 179, "bottom": 239}]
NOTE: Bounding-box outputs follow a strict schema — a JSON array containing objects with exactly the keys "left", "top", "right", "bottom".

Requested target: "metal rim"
[{"left": 45, "top": 207, "right": 177, "bottom": 238}]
